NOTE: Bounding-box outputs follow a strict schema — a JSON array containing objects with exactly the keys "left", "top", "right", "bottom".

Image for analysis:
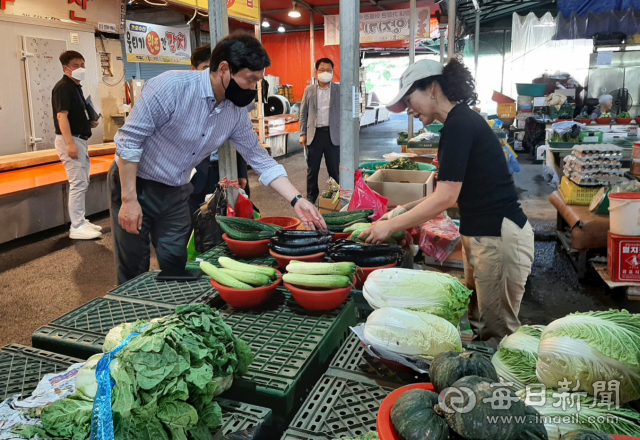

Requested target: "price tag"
[{"left": 352, "top": 86, "right": 360, "bottom": 119}]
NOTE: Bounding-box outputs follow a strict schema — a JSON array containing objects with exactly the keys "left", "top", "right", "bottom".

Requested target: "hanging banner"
[
  {"left": 125, "top": 20, "right": 192, "bottom": 65},
  {"left": 167, "top": 0, "right": 261, "bottom": 24},
  {"left": 324, "top": 7, "right": 432, "bottom": 46}
]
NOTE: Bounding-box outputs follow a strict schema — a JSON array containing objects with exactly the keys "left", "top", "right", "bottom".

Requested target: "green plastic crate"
[
  {"left": 220, "top": 288, "right": 357, "bottom": 421},
  {"left": 549, "top": 103, "right": 576, "bottom": 120},
  {"left": 186, "top": 242, "right": 276, "bottom": 272},
  {"left": 216, "top": 398, "right": 273, "bottom": 439},
  {"left": 32, "top": 298, "right": 178, "bottom": 359},
  {"left": 280, "top": 429, "right": 333, "bottom": 440},
  {"left": 425, "top": 123, "right": 444, "bottom": 133},
  {"left": 106, "top": 270, "right": 219, "bottom": 306},
  {"left": 287, "top": 368, "right": 397, "bottom": 439},
  {"left": 358, "top": 161, "right": 437, "bottom": 172},
  {"left": 0, "top": 344, "right": 83, "bottom": 401}
]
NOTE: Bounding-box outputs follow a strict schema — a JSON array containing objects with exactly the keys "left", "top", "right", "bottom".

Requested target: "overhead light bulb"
[
  {"left": 278, "top": 25, "right": 285, "bottom": 32},
  {"left": 288, "top": 2, "right": 301, "bottom": 18},
  {"left": 262, "top": 19, "right": 270, "bottom": 27}
]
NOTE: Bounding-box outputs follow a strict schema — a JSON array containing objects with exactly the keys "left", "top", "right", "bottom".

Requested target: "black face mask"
[{"left": 222, "top": 74, "right": 257, "bottom": 108}]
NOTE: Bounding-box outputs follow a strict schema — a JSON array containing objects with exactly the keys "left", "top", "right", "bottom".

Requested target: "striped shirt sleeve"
[
  {"left": 230, "top": 109, "right": 287, "bottom": 186},
  {"left": 114, "top": 77, "right": 176, "bottom": 163}
]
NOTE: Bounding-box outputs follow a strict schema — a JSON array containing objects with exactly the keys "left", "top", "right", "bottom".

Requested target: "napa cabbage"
[
  {"left": 491, "top": 325, "right": 545, "bottom": 391},
  {"left": 363, "top": 307, "right": 462, "bottom": 359}
]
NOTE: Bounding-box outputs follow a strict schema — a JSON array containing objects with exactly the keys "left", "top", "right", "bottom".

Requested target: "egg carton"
[
  {"left": 563, "top": 162, "right": 622, "bottom": 174},
  {"left": 572, "top": 144, "right": 623, "bottom": 160},
  {"left": 564, "top": 165, "right": 623, "bottom": 178},
  {"left": 564, "top": 154, "right": 622, "bottom": 168}
]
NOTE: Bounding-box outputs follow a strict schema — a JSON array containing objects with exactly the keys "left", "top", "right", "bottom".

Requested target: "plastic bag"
[
  {"left": 415, "top": 212, "right": 461, "bottom": 263},
  {"left": 348, "top": 170, "right": 389, "bottom": 221},
  {"left": 234, "top": 190, "right": 255, "bottom": 219},
  {"left": 193, "top": 184, "right": 227, "bottom": 253}
]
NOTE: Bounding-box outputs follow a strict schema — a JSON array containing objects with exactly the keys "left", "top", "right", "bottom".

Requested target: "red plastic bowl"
[
  {"left": 269, "top": 249, "right": 326, "bottom": 270},
  {"left": 595, "top": 117, "right": 612, "bottom": 125},
  {"left": 222, "top": 233, "right": 270, "bottom": 258},
  {"left": 635, "top": 117, "right": 640, "bottom": 125},
  {"left": 354, "top": 262, "right": 398, "bottom": 288},
  {"left": 377, "top": 383, "right": 436, "bottom": 440},
  {"left": 575, "top": 118, "right": 592, "bottom": 124},
  {"left": 257, "top": 216, "right": 301, "bottom": 230},
  {"left": 333, "top": 232, "right": 351, "bottom": 241},
  {"left": 284, "top": 282, "right": 352, "bottom": 311},
  {"left": 210, "top": 268, "right": 282, "bottom": 309},
  {"left": 616, "top": 117, "right": 632, "bottom": 125}
]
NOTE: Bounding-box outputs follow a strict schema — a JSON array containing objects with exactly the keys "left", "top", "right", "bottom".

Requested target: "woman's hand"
[{"left": 359, "top": 220, "right": 397, "bottom": 244}]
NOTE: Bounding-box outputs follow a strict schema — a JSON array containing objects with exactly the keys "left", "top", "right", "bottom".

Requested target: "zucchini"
[
  {"left": 270, "top": 235, "right": 333, "bottom": 248},
  {"left": 200, "top": 261, "right": 252, "bottom": 289},
  {"left": 285, "top": 261, "right": 357, "bottom": 276},
  {"left": 269, "top": 243, "right": 329, "bottom": 256},
  {"left": 218, "top": 256, "right": 277, "bottom": 280},
  {"left": 219, "top": 268, "right": 271, "bottom": 286},
  {"left": 282, "top": 273, "right": 352, "bottom": 288},
  {"left": 321, "top": 209, "right": 374, "bottom": 218}
]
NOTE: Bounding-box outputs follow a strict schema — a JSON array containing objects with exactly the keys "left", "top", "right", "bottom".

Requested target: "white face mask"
[
  {"left": 71, "top": 67, "right": 86, "bottom": 82},
  {"left": 318, "top": 71, "right": 333, "bottom": 84}
]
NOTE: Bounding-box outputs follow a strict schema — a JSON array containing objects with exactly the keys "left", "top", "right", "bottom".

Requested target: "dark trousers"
[
  {"left": 108, "top": 162, "right": 192, "bottom": 285},
  {"left": 306, "top": 127, "right": 340, "bottom": 204}
]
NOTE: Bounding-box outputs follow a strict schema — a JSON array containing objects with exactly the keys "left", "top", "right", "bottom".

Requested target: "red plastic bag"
[
  {"left": 234, "top": 191, "right": 254, "bottom": 219},
  {"left": 348, "top": 170, "right": 389, "bottom": 221},
  {"left": 414, "top": 212, "right": 460, "bottom": 263}
]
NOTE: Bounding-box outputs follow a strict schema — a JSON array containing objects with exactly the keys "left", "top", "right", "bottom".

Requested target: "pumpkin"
[
  {"left": 519, "top": 405, "right": 548, "bottom": 440},
  {"left": 391, "top": 389, "right": 451, "bottom": 440},
  {"left": 443, "top": 375, "right": 525, "bottom": 440},
  {"left": 430, "top": 351, "right": 499, "bottom": 393},
  {"left": 561, "top": 431, "right": 614, "bottom": 440}
]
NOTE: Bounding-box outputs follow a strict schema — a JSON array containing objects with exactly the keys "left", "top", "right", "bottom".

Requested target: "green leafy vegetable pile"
[
  {"left": 15, "top": 304, "right": 252, "bottom": 440},
  {"left": 618, "top": 111, "right": 631, "bottom": 118},
  {"left": 377, "top": 157, "right": 419, "bottom": 171}
]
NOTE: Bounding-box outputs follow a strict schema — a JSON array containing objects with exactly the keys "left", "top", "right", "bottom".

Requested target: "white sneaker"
[
  {"left": 69, "top": 223, "right": 102, "bottom": 240},
  {"left": 85, "top": 221, "right": 102, "bottom": 232}
]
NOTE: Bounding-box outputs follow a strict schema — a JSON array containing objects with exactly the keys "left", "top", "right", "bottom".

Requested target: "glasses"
[{"left": 317, "top": 68, "right": 333, "bottom": 73}]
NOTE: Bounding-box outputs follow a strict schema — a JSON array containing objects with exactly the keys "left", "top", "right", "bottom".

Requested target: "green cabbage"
[
  {"left": 74, "top": 353, "right": 102, "bottom": 401},
  {"left": 536, "top": 309, "right": 640, "bottom": 404},
  {"left": 491, "top": 325, "right": 545, "bottom": 391},
  {"left": 362, "top": 268, "right": 472, "bottom": 326},
  {"left": 363, "top": 307, "right": 462, "bottom": 359},
  {"left": 517, "top": 389, "right": 640, "bottom": 440},
  {"left": 102, "top": 319, "right": 159, "bottom": 353}
]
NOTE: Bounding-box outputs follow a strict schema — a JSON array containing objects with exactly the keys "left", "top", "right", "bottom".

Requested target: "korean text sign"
[{"left": 125, "top": 20, "right": 191, "bottom": 65}]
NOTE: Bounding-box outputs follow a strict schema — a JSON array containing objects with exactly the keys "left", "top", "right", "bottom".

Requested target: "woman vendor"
[
  {"left": 361, "top": 59, "right": 534, "bottom": 348},
  {"left": 587, "top": 94, "right": 613, "bottom": 119}
]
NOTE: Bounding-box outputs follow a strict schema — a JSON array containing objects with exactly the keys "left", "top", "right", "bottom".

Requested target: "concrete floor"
[{"left": 0, "top": 113, "right": 637, "bottom": 348}]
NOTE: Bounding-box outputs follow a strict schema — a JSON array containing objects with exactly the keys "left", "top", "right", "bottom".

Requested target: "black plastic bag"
[{"left": 193, "top": 184, "right": 227, "bottom": 253}]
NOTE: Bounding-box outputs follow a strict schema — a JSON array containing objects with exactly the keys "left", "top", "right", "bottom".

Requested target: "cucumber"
[
  {"left": 282, "top": 273, "right": 352, "bottom": 289},
  {"left": 343, "top": 222, "right": 372, "bottom": 233},
  {"left": 322, "top": 209, "right": 374, "bottom": 218},
  {"left": 200, "top": 261, "right": 252, "bottom": 289},
  {"left": 219, "top": 222, "right": 275, "bottom": 241},
  {"left": 220, "top": 268, "right": 271, "bottom": 286},
  {"left": 218, "top": 256, "right": 277, "bottom": 280},
  {"left": 391, "top": 230, "right": 406, "bottom": 241},
  {"left": 323, "top": 213, "right": 370, "bottom": 226},
  {"left": 286, "top": 261, "right": 356, "bottom": 276},
  {"left": 218, "top": 217, "right": 281, "bottom": 232}
]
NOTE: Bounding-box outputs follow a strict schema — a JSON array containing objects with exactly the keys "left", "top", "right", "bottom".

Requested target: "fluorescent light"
[
  {"left": 288, "top": 2, "right": 301, "bottom": 18},
  {"left": 471, "top": 0, "right": 480, "bottom": 11},
  {"left": 278, "top": 25, "right": 285, "bottom": 32},
  {"left": 262, "top": 19, "right": 270, "bottom": 27}
]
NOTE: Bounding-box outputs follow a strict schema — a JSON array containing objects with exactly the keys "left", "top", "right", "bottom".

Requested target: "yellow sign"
[{"left": 167, "top": 0, "right": 260, "bottom": 24}]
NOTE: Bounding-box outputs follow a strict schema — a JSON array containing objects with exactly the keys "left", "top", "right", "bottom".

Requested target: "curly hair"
[{"left": 406, "top": 58, "right": 478, "bottom": 106}]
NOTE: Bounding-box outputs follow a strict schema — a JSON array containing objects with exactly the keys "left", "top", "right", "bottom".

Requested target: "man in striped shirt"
[{"left": 110, "top": 35, "right": 325, "bottom": 284}]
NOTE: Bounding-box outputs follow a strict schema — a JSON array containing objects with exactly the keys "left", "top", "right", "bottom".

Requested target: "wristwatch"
[{"left": 290, "top": 194, "right": 304, "bottom": 208}]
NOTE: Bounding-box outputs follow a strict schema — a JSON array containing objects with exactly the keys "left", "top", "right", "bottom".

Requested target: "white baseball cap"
[{"left": 386, "top": 60, "right": 444, "bottom": 113}]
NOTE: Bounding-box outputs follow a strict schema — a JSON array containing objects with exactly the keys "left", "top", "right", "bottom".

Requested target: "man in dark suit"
[{"left": 299, "top": 58, "right": 341, "bottom": 204}]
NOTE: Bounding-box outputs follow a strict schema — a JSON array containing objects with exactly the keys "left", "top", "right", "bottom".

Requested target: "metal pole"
[
  {"left": 501, "top": 29, "right": 506, "bottom": 93},
  {"left": 439, "top": 23, "right": 446, "bottom": 63},
  {"left": 339, "top": 0, "right": 360, "bottom": 192},
  {"left": 474, "top": 10, "right": 480, "bottom": 80},
  {"left": 310, "top": 10, "right": 315, "bottom": 82},
  {"left": 448, "top": 0, "right": 455, "bottom": 59},
  {"left": 209, "top": 0, "right": 237, "bottom": 181},
  {"left": 408, "top": 0, "right": 416, "bottom": 136},
  {"left": 255, "top": 24, "right": 266, "bottom": 144}
]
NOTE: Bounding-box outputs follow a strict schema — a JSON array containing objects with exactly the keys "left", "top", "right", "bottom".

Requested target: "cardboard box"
[
  {"left": 497, "top": 103, "right": 516, "bottom": 118},
  {"left": 318, "top": 197, "right": 341, "bottom": 214},
  {"left": 533, "top": 97, "right": 547, "bottom": 106},
  {"left": 366, "top": 169, "right": 434, "bottom": 207},
  {"left": 555, "top": 88, "right": 576, "bottom": 99},
  {"left": 423, "top": 241, "right": 464, "bottom": 269}
]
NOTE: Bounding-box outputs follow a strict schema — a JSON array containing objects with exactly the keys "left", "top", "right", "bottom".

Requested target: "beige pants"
[{"left": 461, "top": 218, "right": 534, "bottom": 347}]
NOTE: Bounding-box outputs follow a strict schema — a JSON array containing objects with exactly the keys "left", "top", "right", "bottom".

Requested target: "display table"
[
  {"left": 263, "top": 121, "right": 301, "bottom": 158},
  {"left": 549, "top": 191, "right": 610, "bottom": 278}
]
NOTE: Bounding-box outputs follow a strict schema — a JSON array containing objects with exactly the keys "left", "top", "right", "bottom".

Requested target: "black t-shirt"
[
  {"left": 51, "top": 76, "right": 92, "bottom": 137},
  {"left": 437, "top": 104, "right": 527, "bottom": 237}
]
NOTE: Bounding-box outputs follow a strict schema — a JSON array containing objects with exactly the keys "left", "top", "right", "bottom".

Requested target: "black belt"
[
  {"left": 74, "top": 134, "right": 90, "bottom": 140},
  {"left": 316, "top": 126, "right": 329, "bottom": 132}
]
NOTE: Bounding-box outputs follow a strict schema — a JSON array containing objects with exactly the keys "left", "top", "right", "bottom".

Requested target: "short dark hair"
[
  {"left": 315, "top": 58, "right": 334, "bottom": 70},
  {"left": 210, "top": 34, "right": 271, "bottom": 74},
  {"left": 59, "top": 50, "right": 84, "bottom": 66},
  {"left": 406, "top": 58, "right": 477, "bottom": 106},
  {"left": 191, "top": 44, "right": 211, "bottom": 68}
]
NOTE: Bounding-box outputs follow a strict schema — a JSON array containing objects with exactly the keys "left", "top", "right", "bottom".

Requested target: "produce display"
[
  {"left": 328, "top": 241, "right": 404, "bottom": 267},
  {"left": 600, "top": 112, "right": 611, "bottom": 118},
  {"left": 363, "top": 308, "right": 462, "bottom": 359},
  {"left": 322, "top": 209, "right": 374, "bottom": 233},
  {"left": 15, "top": 305, "right": 252, "bottom": 440},
  {"left": 576, "top": 113, "right": 592, "bottom": 120},
  {"left": 269, "top": 229, "right": 334, "bottom": 256},
  {"left": 429, "top": 351, "right": 499, "bottom": 393},
  {"left": 377, "top": 157, "right": 420, "bottom": 171},
  {"left": 390, "top": 389, "right": 450, "bottom": 440},
  {"left": 283, "top": 261, "right": 357, "bottom": 289},
  {"left": 617, "top": 111, "right": 631, "bottom": 118},
  {"left": 362, "top": 269, "right": 471, "bottom": 326},
  {"left": 200, "top": 258, "right": 277, "bottom": 289},
  {"left": 397, "top": 130, "right": 424, "bottom": 143},
  {"left": 217, "top": 216, "right": 281, "bottom": 241},
  {"left": 491, "top": 325, "right": 544, "bottom": 391}
]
